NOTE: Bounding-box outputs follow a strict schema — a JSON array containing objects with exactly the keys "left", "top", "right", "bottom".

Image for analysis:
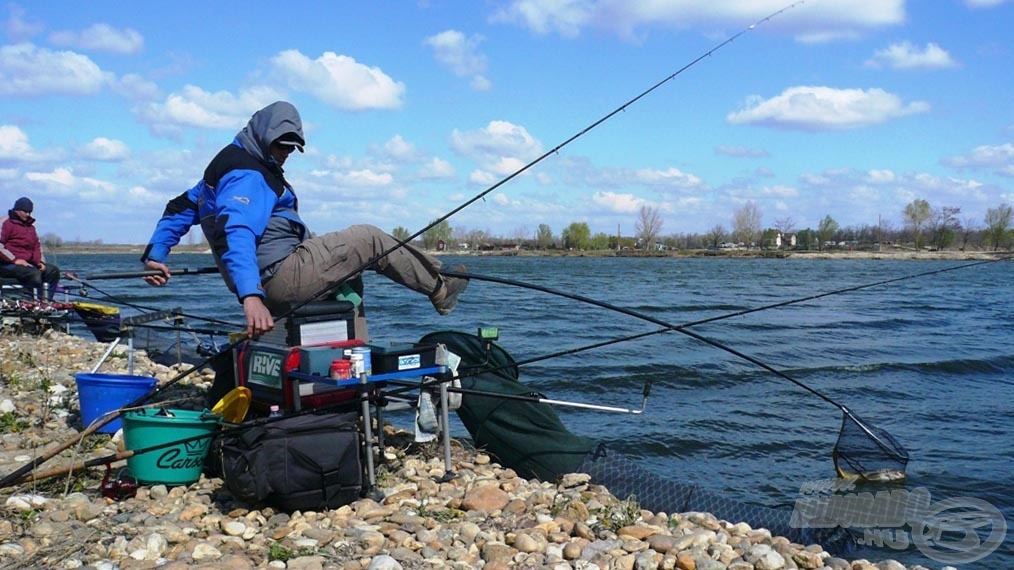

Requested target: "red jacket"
[{"left": 0, "top": 211, "right": 44, "bottom": 266}]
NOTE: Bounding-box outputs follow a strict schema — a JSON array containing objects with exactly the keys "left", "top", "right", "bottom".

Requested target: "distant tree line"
[
  {"left": 407, "top": 200, "right": 1013, "bottom": 253},
  {"left": 37, "top": 200, "right": 1013, "bottom": 254}
]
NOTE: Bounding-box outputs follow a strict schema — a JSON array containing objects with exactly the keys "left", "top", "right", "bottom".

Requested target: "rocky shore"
[{"left": 0, "top": 332, "right": 953, "bottom": 570}]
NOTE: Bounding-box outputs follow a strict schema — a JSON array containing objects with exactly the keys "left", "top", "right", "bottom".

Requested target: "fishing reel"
[{"left": 100, "top": 465, "right": 138, "bottom": 500}]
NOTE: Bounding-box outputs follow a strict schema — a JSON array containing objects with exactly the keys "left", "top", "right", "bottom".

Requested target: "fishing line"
[
  {"left": 440, "top": 256, "right": 1008, "bottom": 378},
  {"left": 273, "top": 0, "right": 808, "bottom": 322},
  {"left": 434, "top": 262, "right": 992, "bottom": 478}
]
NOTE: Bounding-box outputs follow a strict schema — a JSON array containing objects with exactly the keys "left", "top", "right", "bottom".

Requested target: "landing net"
[{"left": 833, "top": 409, "right": 908, "bottom": 482}]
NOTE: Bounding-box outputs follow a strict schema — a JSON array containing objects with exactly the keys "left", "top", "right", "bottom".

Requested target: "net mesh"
[{"left": 833, "top": 409, "right": 908, "bottom": 481}]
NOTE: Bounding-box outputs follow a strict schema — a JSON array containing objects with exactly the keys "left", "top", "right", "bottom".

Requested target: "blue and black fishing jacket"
[{"left": 142, "top": 101, "right": 307, "bottom": 301}]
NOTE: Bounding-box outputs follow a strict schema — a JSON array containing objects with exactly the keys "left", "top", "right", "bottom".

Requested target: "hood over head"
[{"left": 234, "top": 101, "right": 305, "bottom": 164}]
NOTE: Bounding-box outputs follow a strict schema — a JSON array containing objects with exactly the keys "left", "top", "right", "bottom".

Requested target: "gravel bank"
[{"left": 0, "top": 332, "right": 949, "bottom": 570}]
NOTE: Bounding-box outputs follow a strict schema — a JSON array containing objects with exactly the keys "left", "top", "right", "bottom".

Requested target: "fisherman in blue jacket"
[{"left": 141, "top": 101, "right": 467, "bottom": 338}]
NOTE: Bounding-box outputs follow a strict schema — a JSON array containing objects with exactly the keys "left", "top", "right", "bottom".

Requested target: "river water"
[{"left": 50, "top": 252, "right": 1012, "bottom": 569}]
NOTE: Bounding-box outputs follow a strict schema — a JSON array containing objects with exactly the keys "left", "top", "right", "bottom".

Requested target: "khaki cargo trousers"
[{"left": 263, "top": 224, "right": 444, "bottom": 339}]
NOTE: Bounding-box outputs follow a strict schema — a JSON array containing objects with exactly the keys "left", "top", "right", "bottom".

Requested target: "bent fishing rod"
[{"left": 429, "top": 266, "right": 946, "bottom": 462}]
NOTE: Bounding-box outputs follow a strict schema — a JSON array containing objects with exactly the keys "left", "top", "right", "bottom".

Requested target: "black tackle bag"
[
  {"left": 419, "top": 331, "right": 596, "bottom": 482},
  {"left": 220, "top": 412, "right": 365, "bottom": 512}
]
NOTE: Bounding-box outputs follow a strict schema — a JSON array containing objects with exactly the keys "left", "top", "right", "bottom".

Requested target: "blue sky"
[{"left": 1, "top": 0, "right": 1011, "bottom": 245}]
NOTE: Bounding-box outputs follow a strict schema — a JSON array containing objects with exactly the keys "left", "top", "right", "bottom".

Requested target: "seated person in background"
[{"left": 0, "top": 197, "right": 61, "bottom": 300}]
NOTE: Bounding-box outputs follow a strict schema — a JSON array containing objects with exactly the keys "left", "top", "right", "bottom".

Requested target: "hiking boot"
[{"left": 430, "top": 264, "right": 469, "bottom": 315}]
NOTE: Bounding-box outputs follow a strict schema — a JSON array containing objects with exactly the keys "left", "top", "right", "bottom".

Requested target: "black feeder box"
[{"left": 368, "top": 343, "right": 438, "bottom": 375}]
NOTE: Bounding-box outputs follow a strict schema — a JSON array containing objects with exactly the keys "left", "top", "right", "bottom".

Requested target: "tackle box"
[{"left": 368, "top": 342, "right": 438, "bottom": 374}]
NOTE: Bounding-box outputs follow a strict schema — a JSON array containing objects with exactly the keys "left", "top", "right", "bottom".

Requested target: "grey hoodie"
[{"left": 234, "top": 101, "right": 306, "bottom": 164}]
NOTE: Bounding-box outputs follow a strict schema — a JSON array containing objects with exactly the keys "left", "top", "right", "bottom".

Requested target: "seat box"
[
  {"left": 259, "top": 300, "right": 357, "bottom": 347},
  {"left": 236, "top": 340, "right": 362, "bottom": 413},
  {"left": 235, "top": 342, "right": 289, "bottom": 410},
  {"left": 368, "top": 342, "right": 437, "bottom": 374}
]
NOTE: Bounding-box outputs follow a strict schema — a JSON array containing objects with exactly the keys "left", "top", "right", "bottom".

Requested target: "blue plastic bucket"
[
  {"left": 122, "top": 409, "right": 222, "bottom": 485},
  {"left": 74, "top": 373, "right": 157, "bottom": 434}
]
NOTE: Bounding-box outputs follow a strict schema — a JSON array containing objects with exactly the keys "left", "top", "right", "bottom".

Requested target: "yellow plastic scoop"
[{"left": 211, "top": 387, "right": 251, "bottom": 424}]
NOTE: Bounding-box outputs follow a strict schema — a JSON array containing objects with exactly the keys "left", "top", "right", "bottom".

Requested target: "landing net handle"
[{"left": 832, "top": 408, "right": 909, "bottom": 481}]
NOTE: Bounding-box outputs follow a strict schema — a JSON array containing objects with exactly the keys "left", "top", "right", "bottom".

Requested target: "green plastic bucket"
[{"left": 122, "top": 409, "right": 222, "bottom": 485}]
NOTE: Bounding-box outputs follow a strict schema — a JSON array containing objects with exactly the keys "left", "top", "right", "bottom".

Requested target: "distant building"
[{"left": 774, "top": 232, "right": 797, "bottom": 249}]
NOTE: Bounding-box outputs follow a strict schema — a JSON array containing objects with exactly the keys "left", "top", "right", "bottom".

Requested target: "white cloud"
[
  {"left": 49, "top": 23, "right": 144, "bottom": 55},
  {"left": 795, "top": 167, "right": 1000, "bottom": 221},
  {"left": 468, "top": 169, "right": 497, "bottom": 185},
  {"left": 727, "top": 86, "right": 930, "bottom": 131},
  {"left": 493, "top": 0, "right": 904, "bottom": 41},
  {"left": 336, "top": 169, "right": 393, "bottom": 187},
  {"left": 865, "top": 169, "right": 897, "bottom": 184},
  {"left": 865, "top": 41, "right": 958, "bottom": 70},
  {"left": 492, "top": 193, "right": 513, "bottom": 206},
  {"left": 424, "top": 30, "right": 492, "bottom": 91},
  {"left": 418, "top": 158, "right": 456, "bottom": 179},
  {"left": 592, "top": 191, "right": 645, "bottom": 213},
  {"left": 271, "top": 50, "right": 405, "bottom": 111},
  {"left": 0, "top": 43, "right": 111, "bottom": 96},
  {"left": 492, "top": 0, "right": 592, "bottom": 38},
  {"left": 140, "top": 85, "right": 286, "bottom": 135},
  {"left": 942, "top": 143, "right": 1014, "bottom": 177},
  {"left": 80, "top": 137, "right": 130, "bottom": 161},
  {"left": 965, "top": 0, "right": 1010, "bottom": 7},
  {"left": 632, "top": 167, "right": 703, "bottom": 188},
  {"left": 378, "top": 135, "right": 418, "bottom": 161},
  {"left": 0, "top": 125, "right": 34, "bottom": 158},
  {"left": 124, "top": 185, "right": 163, "bottom": 205},
  {"left": 450, "top": 120, "right": 543, "bottom": 176},
  {"left": 25, "top": 167, "right": 115, "bottom": 197},
  {"left": 564, "top": 160, "right": 704, "bottom": 192},
  {"left": 471, "top": 76, "right": 492, "bottom": 91},
  {"left": 3, "top": 5, "right": 43, "bottom": 41},
  {"left": 114, "top": 73, "right": 161, "bottom": 100},
  {"left": 758, "top": 184, "right": 799, "bottom": 198}
]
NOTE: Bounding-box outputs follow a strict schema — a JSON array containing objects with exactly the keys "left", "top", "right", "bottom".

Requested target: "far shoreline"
[{"left": 47, "top": 244, "right": 1010, "bottom": 262}]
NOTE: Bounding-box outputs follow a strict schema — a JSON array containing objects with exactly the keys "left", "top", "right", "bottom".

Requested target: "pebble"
[{"left": 0, "top": 332, "right": 964, "bottom": 569}]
